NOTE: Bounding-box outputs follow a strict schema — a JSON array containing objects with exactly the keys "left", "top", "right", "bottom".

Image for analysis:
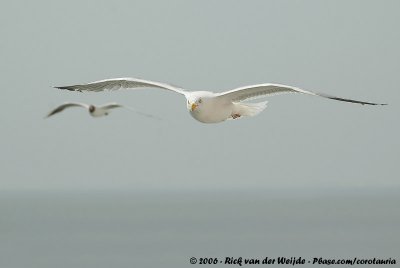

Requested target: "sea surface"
[{"left": 1, "top": 189, "right": 399, "bottom": 267}]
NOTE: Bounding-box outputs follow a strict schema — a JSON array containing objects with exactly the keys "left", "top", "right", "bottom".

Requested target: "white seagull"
[
  {"left": 54, "top": 78, "right": 386, "bottom": 123},
  {"left": 46, "top": 102, "right": 124, "bottom": 118}
]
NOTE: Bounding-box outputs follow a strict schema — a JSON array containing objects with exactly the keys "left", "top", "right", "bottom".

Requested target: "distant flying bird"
[
  {"left": 46, "top": 102, "right": 124, "bottom": 118},
  {"left": 54, "top": 77, "right": 386, "bottom": 123}
]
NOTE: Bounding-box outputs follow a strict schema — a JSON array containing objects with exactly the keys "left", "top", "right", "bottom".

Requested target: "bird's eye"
[{"left": 198, "top": 98, "right": 202, "bottom": 104}]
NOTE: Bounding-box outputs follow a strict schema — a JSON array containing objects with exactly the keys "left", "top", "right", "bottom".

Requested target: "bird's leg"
[{"left": 231, "top": 113, "right": 241, "bottom": 119}]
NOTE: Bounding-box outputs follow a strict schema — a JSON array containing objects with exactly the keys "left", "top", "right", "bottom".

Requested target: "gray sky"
[{"left": 1, "top": 0, "right": 399, "bottom": 192}]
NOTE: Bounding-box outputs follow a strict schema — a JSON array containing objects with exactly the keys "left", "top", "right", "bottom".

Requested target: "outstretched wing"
[
  {"left": 216, "top": 83, "right": 386, "bottom": 106},
  {"left": 46, "top": 102, "right": 89, "bottom": 118},
  {"left": 99, "top": 103, "right": 124, "bottom": 110},
  {"left": 54, "top": 77, "right": 187, "bottom": 96}
]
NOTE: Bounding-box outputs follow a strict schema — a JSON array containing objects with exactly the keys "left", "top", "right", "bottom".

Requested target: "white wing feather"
[
  {"left": 216, "top": 83, "right": 386, "bottom": 105},
  {"left": 54, "top": 77, "right": 187, "bottom": 96}
]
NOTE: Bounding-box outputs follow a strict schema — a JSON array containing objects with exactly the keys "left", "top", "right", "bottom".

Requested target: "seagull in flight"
[
  {"left": 54, "top": 77, "right": 386, "bottom": 123},
  {"left": 46, "top": 102, "right": 124, "bottom": 118}
]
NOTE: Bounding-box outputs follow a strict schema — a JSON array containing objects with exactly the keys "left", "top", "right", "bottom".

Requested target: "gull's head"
[
  {"left": 187, "top": 97, "right": 203, "bottom": 112},
  {"left": 89, "top": 105, "right": 95, "bottom": 113}
]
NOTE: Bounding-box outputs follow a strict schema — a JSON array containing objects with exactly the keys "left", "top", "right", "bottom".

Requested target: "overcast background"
[
  {"left": 0, "top": 0, "right": 399, "bottom": 267},
  {"left": 1, "top": 0, "right": 398, "bottom": 192}
]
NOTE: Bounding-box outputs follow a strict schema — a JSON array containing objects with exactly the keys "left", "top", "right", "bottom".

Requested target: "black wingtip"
[
  {"left": 53, "top": 86, "right": 82, "bottom": 92},
  {"left": 44, "top": 111, "right": 55, "bottom": 118},
  {"left": 362, "top": 101, "right": 388, "bottom": 106},
  {"left": 54, "top": 86, "right": 72, "bottom": 90},
  {"left": 324, "top": 95, "right": 387, "bottom": 106}
]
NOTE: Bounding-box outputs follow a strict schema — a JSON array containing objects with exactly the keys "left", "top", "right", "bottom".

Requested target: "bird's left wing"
[
  {"left": 54, "top": 77, "right": 187, "bottom": 96},
  {"left": 216, "top": 83, "right": 386, "bottom": 105},
  {"left": 46, "top": 102, "right": 89, "bottom": 118},
  {"left": 100, "top": 103, "right": 124, "bottom": 110}
]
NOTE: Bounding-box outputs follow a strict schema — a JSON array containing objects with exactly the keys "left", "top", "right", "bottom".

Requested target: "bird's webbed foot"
[{"left": 231, "top": 113, "right": 241, "bottom": 119}]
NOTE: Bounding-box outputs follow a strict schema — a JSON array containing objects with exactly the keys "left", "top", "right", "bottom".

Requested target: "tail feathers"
[{"left": 234, "top": 101, "right": 268, "bottom": 117}]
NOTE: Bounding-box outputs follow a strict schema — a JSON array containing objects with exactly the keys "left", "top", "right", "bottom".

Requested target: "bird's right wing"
[
  {"left": 99, "top": 102, "right": 162, "bottom": 120},
  {"left": 216, "top": 83, "right": 386, "bottom": 106},
  {"left": 46, "top": 103, "right": 89, "bottom": 118},
  {"left": 54, "top": 77, "right": 187, "bottom": 96}
]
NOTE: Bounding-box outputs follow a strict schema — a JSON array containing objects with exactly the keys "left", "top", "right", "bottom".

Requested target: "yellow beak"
[{"left": 191, "top": 103, "right": 198, "bottom": 111}]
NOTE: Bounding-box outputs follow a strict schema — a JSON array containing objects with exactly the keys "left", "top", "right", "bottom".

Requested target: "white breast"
[
  {"left": 189, "top": 97, "right": 233, "bottom": 123},
  {"left": 91, "top": 108, "right": 109, "bottom": 117}
]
